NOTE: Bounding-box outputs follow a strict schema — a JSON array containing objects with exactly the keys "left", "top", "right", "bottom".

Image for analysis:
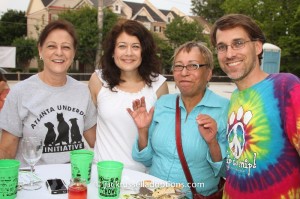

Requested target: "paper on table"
[{"left": 18, "top": 171, "right": 42, "bottom": 185}]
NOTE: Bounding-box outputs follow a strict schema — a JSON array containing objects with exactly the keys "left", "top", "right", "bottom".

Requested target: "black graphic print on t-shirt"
[
  {"left": 42, "top": 113, "right": 84, "bottom": 153},
  {"left": 56, "top": 113, "right": 70, "bottom": 145},
  {"left": 70, "top": 118, "right": 82, "bottom": 144}
]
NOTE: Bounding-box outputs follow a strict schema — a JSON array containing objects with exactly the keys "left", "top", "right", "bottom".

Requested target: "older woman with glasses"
[{"left": 127, "top": 41, "right": 229, "bottom": 198}]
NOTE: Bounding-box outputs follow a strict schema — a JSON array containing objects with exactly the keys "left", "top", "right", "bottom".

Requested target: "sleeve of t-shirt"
[
  {"left": 83, "top": 92, "right": 97, "bottom": 131},
  {"left": 0, "top": 86, "right": 23, "bottom": 137}
]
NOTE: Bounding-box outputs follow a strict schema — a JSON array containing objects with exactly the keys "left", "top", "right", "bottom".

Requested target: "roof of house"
[
  {"left": 160, "top": 9, "right": 179, "bottom": 18},
  {"left": 38, "top": 0, "right": 188, "bottom": 24},
  {"left": 135, "top": 15, "right": 151, "bottom": 22},
  {"left": 91, "top": 0, "right": 98, "bottom": 7},
  {"left": 124, "top": 1, "right": 164, "bottom": 22},
  {"left": 159, "top": 9, "right": 169, "bottom": 16},
  {"left": 41, "top": 0, "right": 53, "bottom": 6}
]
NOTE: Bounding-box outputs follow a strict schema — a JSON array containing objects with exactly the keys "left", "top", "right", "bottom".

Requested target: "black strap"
[{"left": 175, "top": 96, "right": 199, "bottom": 196}]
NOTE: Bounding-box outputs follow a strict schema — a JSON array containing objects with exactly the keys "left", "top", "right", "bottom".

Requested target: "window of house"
[
  {"left": 168, "top": 17, "right": 171, "bottom": 23},
  {"left": 115, "top": 5, "right": 119, "bottom": 11}
]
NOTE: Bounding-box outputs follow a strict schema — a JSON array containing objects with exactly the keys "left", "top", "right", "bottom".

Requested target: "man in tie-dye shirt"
[{"left": 210, "top": 14, "right": 300, "bottom": 199}]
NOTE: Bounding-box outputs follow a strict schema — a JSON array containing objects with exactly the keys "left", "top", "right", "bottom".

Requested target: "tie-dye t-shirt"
[{"left": 223, "top": 73, "right": 300, "bottom": 199}]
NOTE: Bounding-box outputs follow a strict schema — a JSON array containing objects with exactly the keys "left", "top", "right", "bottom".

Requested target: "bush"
[
  {"left": 29, "top": 68, "right": 38, "bottom": 73},
  {"left": 11, "top": 68, "right": 23, "bottom": 72}
]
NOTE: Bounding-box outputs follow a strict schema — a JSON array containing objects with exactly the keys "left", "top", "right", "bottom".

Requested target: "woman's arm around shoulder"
[
  {"left": 83, "top": 125, "right": 96, "bottom": 148},
  {"left": 88, "top": 72, "right": 102, "bottom": 106},
  {"left": 156, "top": 81, "right": 169, "bottom": 99}
]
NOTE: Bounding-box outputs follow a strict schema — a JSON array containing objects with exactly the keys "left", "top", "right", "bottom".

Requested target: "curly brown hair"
[{"left": 100, "top": 19, "right": 161, "bottom": 91}]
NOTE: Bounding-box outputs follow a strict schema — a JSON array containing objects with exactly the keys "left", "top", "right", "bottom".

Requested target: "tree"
[
  {"left": 191, "top": 0, "right": 300, "bottom": 76},
  {"left": 12, "top": 37, "right": 37, "bottom": 72},
  {"left": 165, "top": 16, "right": 206, "bottom": 48},
  {"left": 277, "top": 4, "right": 300, "bottom": 75},
  {"left": 95, "top": 0, "right": 104, "bottom": 67},
  {"left": 59, "top": 7, "right": 119, "bottom": 72},
  {"left": 59, "top": 6, "right": 99, "bottom": 72},
  {"left": 191, "top": 0, "right": 225, "bottom": 24},
  {"left": 102, "top": 9, "right": 119, "bottom": 42},
  {"left": 152, "top": 33, "right": 174, "bottom": 74},
  {"left": 221, "top": 0, "right": 300, "bottom": 76},
  {"left": 0, "top": 10, "right": 26, "bottom": 46}
]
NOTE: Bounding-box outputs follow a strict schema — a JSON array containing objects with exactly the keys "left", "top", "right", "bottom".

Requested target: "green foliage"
[
  {"left": 29, "top": 68, "right": 39, "bottom": 73},
  {"left": 12, "top": 37, "right": 38, "bottom": 72},
  {"left": 191, "top": 0, "right": 300, "bottom": 76},
  {"left": 102, "top": 8, "right": 119, "bottom": 42},
  {"left": 152, "top": 33, "right": 174, "bottom": 74},
  {"left": 58, "top": 7, "right": 119, "bottom": 72},
  {"left": 0, "top": 10, "right": 26, "bottom": 46},
  {"left": 165, "top": 16, "right": 206, "bottom": 48},
  {"left": 191, "top": 0, "right": 225, "bottom": 23},
  {"left": 59, "top": 6, "right": 99, "bottom": 71}
]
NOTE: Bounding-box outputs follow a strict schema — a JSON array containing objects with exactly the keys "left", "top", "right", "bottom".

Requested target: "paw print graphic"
[{"left": 228, "top": 107, "right": 252, "bottom": 159}]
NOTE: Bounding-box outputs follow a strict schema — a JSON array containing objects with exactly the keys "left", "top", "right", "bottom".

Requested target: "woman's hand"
[
  {"left": 127, "top": 97, "right": 154, "bottom": 150},
  {"left": 196, "top": 114, "right": 222, "bottom": 162},
  {"left": 127, "top": 96, "right": 154, "bottom": 130},
  {"left": 196, "top": 114, "right": 218, "bottom": 144}
]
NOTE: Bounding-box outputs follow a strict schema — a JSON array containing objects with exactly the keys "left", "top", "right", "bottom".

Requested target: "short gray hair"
[{"left": 172, "top": 41, "right": 214, "bottom": 70}]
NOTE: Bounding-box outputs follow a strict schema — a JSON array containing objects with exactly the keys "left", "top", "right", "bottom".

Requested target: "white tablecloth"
[{"left": 16, "top": 164, "right": 167, "bottom": 199}]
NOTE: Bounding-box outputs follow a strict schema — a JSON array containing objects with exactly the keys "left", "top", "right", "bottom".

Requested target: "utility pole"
[{"left": 95, "top": 0, "right": 103, "bottom": 67}]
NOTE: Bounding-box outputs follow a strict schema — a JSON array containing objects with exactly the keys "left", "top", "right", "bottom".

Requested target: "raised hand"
[
  {"left": 196, "top": 114, "right": 222, "bottom": 162},
  {"left": 196, "top": 114, "right": 218, "bottom": 144},
  {"left": 127, "top": 97, "right": 154, "bottom": 150},
  {"left": 127, "top": 96, "right": 154, "bottom": 130}
]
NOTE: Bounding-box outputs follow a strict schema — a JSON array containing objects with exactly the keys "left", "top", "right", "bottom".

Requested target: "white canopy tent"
[{"left": 0, "top": 47, "right": 16, "bottom": 68}]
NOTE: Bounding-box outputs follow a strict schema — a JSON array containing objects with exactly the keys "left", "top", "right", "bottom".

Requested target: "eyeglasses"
[
  {"left": 172, "top": 63, "right": 208, "bottom": 71},
  {"left": 216, "top": 40, "right": 254, "bottom": 53}
]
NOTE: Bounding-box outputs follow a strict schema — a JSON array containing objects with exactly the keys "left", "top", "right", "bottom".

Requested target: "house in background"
[
  {"left": 26, "top": 0, "right": 209, "bottom": 40},
  {"left": 25, "top": 0, "right": 210, "bottom": 71}
]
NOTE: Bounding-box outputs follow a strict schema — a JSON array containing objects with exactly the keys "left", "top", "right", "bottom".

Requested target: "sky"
[{"left": 0, "top": 0, "right": 192, "bottom": 15}]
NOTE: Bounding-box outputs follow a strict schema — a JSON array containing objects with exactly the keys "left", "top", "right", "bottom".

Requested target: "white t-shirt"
[{"left": 94, "top": 69, "right": 166, "bottom": 172}]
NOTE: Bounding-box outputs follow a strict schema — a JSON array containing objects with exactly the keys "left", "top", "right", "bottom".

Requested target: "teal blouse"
[{"left": 132, "top": 90, "right": 229, "bottom": 196}]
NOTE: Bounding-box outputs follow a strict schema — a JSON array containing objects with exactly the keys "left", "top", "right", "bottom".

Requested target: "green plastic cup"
[
  {"left": 97, "top": 161, "right": 124, "bottom": 199},
  {"left": 0, "top": 159, "right": 20, "bottom": 199},
  {"left": 70, "top": 149, "right": 94, "bottom": 184}
]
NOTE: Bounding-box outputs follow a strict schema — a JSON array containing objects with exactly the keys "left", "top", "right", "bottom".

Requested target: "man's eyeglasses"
[
  {"left": 172, "top": 63, "right": 208, "bottom": 71},
  {"left": 216, "top": 40, "right": 254, "bottom": 53}
]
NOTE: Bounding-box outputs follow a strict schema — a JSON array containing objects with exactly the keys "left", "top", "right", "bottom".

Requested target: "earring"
[{"left": 40, "top": 56, "right": 43, "bottom": 60}]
